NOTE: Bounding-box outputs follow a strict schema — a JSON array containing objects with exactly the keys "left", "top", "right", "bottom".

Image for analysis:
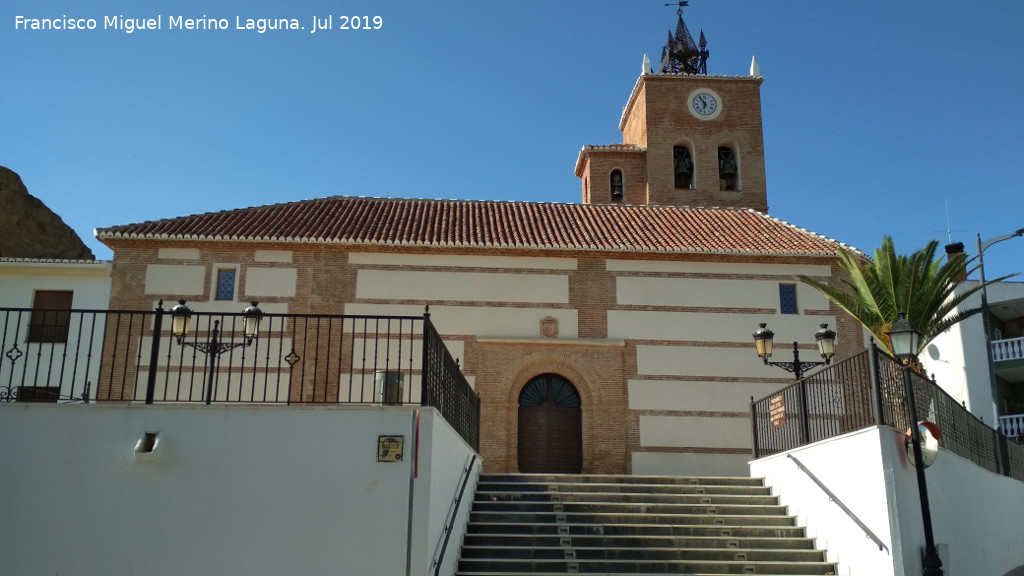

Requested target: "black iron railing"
[
  {"left": 876, "top": 351, "right": 1022, "bottom": 480},
  {"left": 751, "top": 349, "right": 875, "bottom": 456},
  {"left": 422, "top": 318, "right": 480, "bottom": 451},
  {"left": 0, "top": 308, "right": 106, "bottom": 404},
  {"left": 0, "top": 305, "right": 480, "bottom": 451},
  {"left": 752, "top": 341, "right": 1024, "bottom": 481}
]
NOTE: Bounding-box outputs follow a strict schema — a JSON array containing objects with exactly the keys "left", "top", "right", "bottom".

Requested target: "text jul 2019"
[{"left": 13, "top": 14, "right": 384, "bottom": 34}]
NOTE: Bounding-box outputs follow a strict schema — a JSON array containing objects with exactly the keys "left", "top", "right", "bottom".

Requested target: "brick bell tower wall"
[{"left": 618, "top": 74, "right": 768, "bottom": 212}]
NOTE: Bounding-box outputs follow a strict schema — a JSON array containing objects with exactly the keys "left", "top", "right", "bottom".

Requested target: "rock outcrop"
[{"left": 0, "top": 166, "right": 94, "bottom": 260}]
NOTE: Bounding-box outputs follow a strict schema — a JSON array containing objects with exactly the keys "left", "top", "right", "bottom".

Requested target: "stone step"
[
  {"left": 476, "top": 481, "right": 773, "bottom": 496},
  {"left": 459, "top": 545, "right": 826, "bottom": 562},
  {"left": 465, "top": 522, "right": 807, "bottom": 539},
  {"left": 480, "top": 473, "right": 766, "bottom": 487},
  {"left": 463, "top": 533, "right": 817, "bottom": 550},
  {"left": 457, "top": 474, "right": 835, "bottom": 576},
  {"left": 476, "top": 490, "right": 780, "bottom": 506},
  {"left": 459, "top": 572, "right": 829, "bottom": 576},
  {"left": 471, "top": 500, "right": 788, "bottom": 516},
  {"left": 456, "top": 558, "right": 837, "bottom": 575},
  {"left": 469, "top": 510, "right": 797, "bottom": 527}
]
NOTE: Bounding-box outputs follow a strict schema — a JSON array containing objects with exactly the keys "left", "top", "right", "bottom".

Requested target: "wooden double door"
[{"left": 517, "top": 374, "right": 582, "bottom": 474}]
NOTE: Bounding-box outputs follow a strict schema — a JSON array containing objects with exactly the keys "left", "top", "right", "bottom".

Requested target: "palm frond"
[{"left": 797, "top": 235, "right": 1018, "bottom": 359}]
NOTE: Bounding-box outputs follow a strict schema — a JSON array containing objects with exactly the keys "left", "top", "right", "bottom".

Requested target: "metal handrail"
[
  {"left": 787, "top": 454, "right": 889, "bottom": 553},
  {"left": 431, "top": 453, "right": 478, "bottom": 576}
]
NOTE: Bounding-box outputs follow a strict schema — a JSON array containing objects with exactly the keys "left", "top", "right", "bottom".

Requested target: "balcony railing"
[
  {"left": 1000, "top": 414, "right": 1024, "bottom": 439},
  {"left": 992, "top": 336, "right": 1024, "bottom": 363},
  {"left": 752, "top": 342, "right": 1024, "bottom": 482},
  {"left": 0, "top": 304, "right": 479, "bottom": 450}
]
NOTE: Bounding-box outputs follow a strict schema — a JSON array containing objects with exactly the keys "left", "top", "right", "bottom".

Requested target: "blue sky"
[{"left": 2, "top": 0, "right": 1023, "bottom": 279}]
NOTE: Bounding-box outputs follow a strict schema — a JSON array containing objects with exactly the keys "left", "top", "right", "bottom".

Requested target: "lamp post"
[
  {"left": 752, "top": 323, "right": 836, "bottom": 444},
  {"left": 170, "top": 300, "right": 264, "bottom": 404},
  {"left": 889, "top": 313, "right": 943, "bottom": 576},
  {"left": 752, "top": 322, "right": 836, "bottom": 381},
  {"left": 976, "top": 228, "right": 1024, "bottom": 422}
]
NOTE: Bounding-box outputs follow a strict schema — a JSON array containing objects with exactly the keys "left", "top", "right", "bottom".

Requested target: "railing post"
[
  {"left": 798, "top": 378, "right": 811, "bottom": 445},
  {"left": 750, "top": 396, "right": 760, "bottom": 459},
  {"left": 999, "top": 429, "right": 1011, "bottom": 477},
  {"left": 473, "top": 388, "right": 481, "bottom": 452},
  {"left": 787, "top": 343, "right": 812, "bottom": 445},
  {"left": 204, "top": 321, "right": 221, "bottom": 405},
  {"left": 867, "top": 338, "right": 885, "bottom": 426},
  {"left": 145, "top": 300, "right": 164, "bottom": 404},
  {"left": 420, "top": 305, "right": 431, "bottom": 407}
]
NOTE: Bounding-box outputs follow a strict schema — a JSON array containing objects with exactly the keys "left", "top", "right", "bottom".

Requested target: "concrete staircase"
[{"left": 456, "top": 473, "right": 834, "bottom": 576}]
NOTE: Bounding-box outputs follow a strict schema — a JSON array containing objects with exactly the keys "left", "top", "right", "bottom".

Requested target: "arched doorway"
[{"left": 518, "top": 373, "right": 582, "bottom": 473}]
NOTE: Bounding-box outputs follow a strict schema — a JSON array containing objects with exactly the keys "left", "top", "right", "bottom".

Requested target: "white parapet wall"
[
  {"left": 750, "top": 427, "right": 898, "bottom": 576},
  {"left": 0, "top": 403, "right": 480, "bottom": 576},
  {"left": 750, "top": 425, "right": 1024, "bottom": 576}
]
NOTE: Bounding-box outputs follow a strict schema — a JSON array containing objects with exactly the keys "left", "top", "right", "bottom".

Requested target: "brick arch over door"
[
  {"left": 503, "top": 356, "right": 598, "bottom": 474},
  {"left": 517, "top": 373, "right": 582, "bottom": 473}
]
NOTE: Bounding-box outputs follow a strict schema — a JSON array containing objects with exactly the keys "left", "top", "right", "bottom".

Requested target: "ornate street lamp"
[
  {"left": 752, "top": 322, "right": 836, "bottom": 381},
  {"left": 976, "top": 227, "right": 1024, "bottom": 420},
  {"left": 241, "top": 302, "right": 264, "bottom": 344},
  {"left": 170, "top": 300, "right": 264, "bottom": 404},
  {"left": 889, "top": 313, "right": 944, "bottom": 576},
  {"left": 170, "top": 300, "right": 193, "bottom": 342},
  {"left": 753, "top": 323, "right": 774, "bottom": 360},
  {"left": 753, "top": 322, "right": 837, "bottom": 445},
  {"left": 814, "top": 323, "right": 837, "bottom": 361},
  {"left": 889, "top": 313, "right": 920, "bottom": 360}
]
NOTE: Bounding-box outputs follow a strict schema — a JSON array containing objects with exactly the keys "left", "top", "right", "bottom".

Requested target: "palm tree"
[{"left": 796, "top": 236, "right": 1013, "bottom": 359}]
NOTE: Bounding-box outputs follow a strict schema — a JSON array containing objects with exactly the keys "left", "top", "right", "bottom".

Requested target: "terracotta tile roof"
[{"left": 95, "top": 196, "right": 852, "bottom": 257}]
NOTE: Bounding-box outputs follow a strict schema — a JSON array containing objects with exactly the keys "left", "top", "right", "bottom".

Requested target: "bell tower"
[{"left": 575, "top": 3, "right": 768, "bottom": 212}]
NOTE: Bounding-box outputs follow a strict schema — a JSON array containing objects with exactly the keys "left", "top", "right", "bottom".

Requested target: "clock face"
[{"left": 692, "top": 93, "right": 718, "bottom": 116}]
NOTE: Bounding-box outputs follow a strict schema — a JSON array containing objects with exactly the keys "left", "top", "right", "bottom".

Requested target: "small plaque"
[
  {"left": 377, "top": 435, "right": 404, "bottom": 462},
  {"left": 769, "top": 394, "right": 786, "bottom": 429}
]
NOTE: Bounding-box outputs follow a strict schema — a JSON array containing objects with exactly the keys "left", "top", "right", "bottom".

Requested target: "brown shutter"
[{"left": 29, "top": 290, "right": 74, "bottom": 343}]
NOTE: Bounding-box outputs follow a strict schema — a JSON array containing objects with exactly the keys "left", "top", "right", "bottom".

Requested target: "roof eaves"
[
  {"left": 619, "top": 74, "right": 648, "bottom": 131},
  {"left": 574, "top": 148, "right": 588, "bottom": 177},
  {"left": 753, "top": 210, "right": 864, "bottom": 257},
  {"left": 0, "top": 257, "right": 110, "bottom": 265}
]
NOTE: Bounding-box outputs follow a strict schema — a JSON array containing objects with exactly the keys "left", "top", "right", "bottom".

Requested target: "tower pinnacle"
[{"left": 659, "top": 1, "right": 709, "bottom": 75}]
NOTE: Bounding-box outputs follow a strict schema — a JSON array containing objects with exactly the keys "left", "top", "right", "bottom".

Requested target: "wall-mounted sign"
[
  {"left": 377, "top": 435, "right": 404, "bottom": 462},
  {"left": 769, "top": 394, "right": 786, "bottom": 429}
]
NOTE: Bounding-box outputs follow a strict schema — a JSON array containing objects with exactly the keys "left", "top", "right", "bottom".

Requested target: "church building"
[{"left": 96, "top": 8, "right": 862, "bottom": 476}]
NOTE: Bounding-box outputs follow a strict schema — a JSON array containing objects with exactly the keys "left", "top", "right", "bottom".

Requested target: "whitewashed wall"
[
  {"left": 147, "top": 248, "right": 298, "bottom": 314},
  {"left": 0, "top": 260, "right": 112, "bottom": 402},
  {"left": 0, "top": 404, "right": 478, "bottom": 576},
  {"left": 422, "top": 413, "right": 482, "bottom": 576},
  {"left": 922, "top": 281, "right": 1024, "bottom": 426},
  {"left": 0, "top": 259, "right": 111, "bottom": 309},
  {"left": 751, "top": 425, "right": 1024, "bottom": 576},
  {"left": 350, "top": 252, "right": 842, "bottom": 477},
  {"left": 921, "top": 284, "right": 994, "bottom": 423},
  {"left": 750, "top": 428, "right": 899, "bottom": 576},
  {"left": 618, "top": 260, "right": 836, "bottom": 477}
]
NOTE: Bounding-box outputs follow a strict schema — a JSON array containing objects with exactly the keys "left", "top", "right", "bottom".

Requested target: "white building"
[
  {"left": 923, "top": 279, "right": 1024, "bottom": 435},
  {"left": 0, "top": 258, "right": 111, "bottom": 402}
]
